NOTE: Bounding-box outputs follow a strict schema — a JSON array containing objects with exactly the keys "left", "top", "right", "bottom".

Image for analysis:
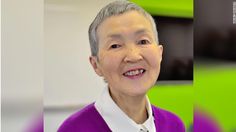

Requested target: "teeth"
[
  {"left": 140, "top": 69, "right": 144, "bottom": 73},
  {"left": 124, "top": 69, "right": 144, "bottom": 76}
]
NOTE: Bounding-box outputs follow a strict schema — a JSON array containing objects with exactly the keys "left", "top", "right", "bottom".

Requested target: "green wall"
[{"left": 130, "top": 0, "right": 193, "bottom": 18}]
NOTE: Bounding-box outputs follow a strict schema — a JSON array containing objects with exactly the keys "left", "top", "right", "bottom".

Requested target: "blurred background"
[
  {"left": 2, "top": 0, "right": 235, "bottom": 131},
  {"left": 194, "top": 0, "right": 236, "bottom": 131},
  {"left": 1, "top": 0, "right": 43, "bottom": 131}
]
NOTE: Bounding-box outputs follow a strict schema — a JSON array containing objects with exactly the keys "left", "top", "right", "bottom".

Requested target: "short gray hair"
[{"left": 88, "top": 0, "right": 159, "bottom": 56}]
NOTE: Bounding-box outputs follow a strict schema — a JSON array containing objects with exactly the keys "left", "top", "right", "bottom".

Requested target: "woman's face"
[{"left": 90, "top": 11, "right": 163, "bottom": 97}]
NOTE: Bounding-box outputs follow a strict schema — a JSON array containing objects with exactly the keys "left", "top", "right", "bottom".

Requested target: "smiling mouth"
[{"left": 123, "top": 68, "right": 146, "bottom": 78}]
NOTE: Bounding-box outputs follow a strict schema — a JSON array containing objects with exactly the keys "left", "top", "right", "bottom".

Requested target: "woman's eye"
[
  {"left": 138, "top": 39, "right": 150, "bottom": 45},
  {"left": 110, "top": 44, "right": 121, "bottom": 49}
]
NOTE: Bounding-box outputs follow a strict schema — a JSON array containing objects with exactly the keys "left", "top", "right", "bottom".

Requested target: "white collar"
[{"left": 95, "top": 87, "right": 156, "bottom": 132}]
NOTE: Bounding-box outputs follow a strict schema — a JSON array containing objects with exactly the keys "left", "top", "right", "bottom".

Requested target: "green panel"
[
  {"left": 148, "top": 65, "right": 236, "bottom": 131},
  {"left": 194, "top": 65, "right": 236, "bottom": 132},
  {"left": 148, "top": 84, "right": 193, "bottom": 130},
  {"left": 130, "top": 0, "right": 193, "bottom": 18}
]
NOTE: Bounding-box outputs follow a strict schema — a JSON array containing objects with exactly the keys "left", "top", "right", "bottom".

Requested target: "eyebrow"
[
  {"left": 106, "top": 29, "right": 152, "bottom": 39},
  {"left": 107, "top": 34, "right": 122, "bottom": 39}
]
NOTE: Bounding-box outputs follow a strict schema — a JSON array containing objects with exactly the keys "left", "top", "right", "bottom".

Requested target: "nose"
[{"left": 124, "top": 45, "right": 143, "bottom": 63}]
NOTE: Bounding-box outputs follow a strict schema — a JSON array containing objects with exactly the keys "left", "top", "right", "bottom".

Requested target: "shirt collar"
[{"left": 95, "top": 87, "right": 156, "bottom": 132}]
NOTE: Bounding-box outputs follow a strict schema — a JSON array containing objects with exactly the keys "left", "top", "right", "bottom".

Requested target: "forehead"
[{"left": 97, "top": 10, "right": 153, "bottom": 39}]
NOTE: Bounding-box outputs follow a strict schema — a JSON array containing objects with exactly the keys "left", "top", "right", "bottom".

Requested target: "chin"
[{"left": 127, "top": 86, "right": 149, "bottom": 97}]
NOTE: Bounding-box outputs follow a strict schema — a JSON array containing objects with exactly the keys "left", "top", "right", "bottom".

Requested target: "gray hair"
[{"left": 88, "top": 0, "right": 159, "bottom": 56}]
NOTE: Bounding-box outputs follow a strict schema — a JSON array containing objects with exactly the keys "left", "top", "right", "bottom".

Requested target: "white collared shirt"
[{"left": 95, "top": 87, "right": 156, "bottom": 132}]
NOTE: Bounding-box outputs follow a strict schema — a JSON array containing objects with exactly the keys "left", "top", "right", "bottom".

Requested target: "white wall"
[
  {"left": 44, "top": 0, "right": 116, "bottom": 107},
  {"left": 2, "top": 0, "right": 43, "bottom": 104},
  {"left": 2, "top": 0, "right": 43, "bottom": 131}
]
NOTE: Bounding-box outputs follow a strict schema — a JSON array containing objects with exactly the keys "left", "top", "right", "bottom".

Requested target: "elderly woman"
[{"left": 58, "top": 1, "right": 185, "bottom": 132}]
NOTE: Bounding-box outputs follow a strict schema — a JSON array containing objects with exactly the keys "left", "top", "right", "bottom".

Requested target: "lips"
[{"left": 123, "top": 68, "right": 146, "bottom": 78}]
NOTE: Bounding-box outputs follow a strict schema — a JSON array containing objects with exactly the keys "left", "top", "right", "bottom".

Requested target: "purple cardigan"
[{"left": 58, "top": 103, "right": 185, "bottom": 132}]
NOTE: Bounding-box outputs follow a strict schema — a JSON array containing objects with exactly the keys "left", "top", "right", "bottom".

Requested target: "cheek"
[
  {"left": 99, "top": 52, "right": 122, "bottom": 75},
  {"left": 143, "top": 47, "right": 162, "bottom": 82},
  {"left": 144, "top": 47, "right": 162, "bottom": 68}
]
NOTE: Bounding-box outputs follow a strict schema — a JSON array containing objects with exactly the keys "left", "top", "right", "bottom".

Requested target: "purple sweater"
[{"left": 58, "top": 103, "right": 185, "bottom": 132}]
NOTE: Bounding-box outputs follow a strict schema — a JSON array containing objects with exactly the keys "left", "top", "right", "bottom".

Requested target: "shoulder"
[
  {"left": 151, "top": 105, "right": 185, "bottom": 132},
  {"left": 58, "top": 103, "right": 110, "bottom": 132}
]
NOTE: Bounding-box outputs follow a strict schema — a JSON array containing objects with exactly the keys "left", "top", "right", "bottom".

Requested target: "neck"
[{"left": 109, "top": 89, "right": 148, "bottom": 124}]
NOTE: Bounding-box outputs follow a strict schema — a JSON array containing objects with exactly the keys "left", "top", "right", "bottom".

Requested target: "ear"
[
  {"left": 89, "top": 56, "right": 103, "bottom": 76},
  {"left": 158, "top": 45, "right": 163, "bottom": 62}
]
